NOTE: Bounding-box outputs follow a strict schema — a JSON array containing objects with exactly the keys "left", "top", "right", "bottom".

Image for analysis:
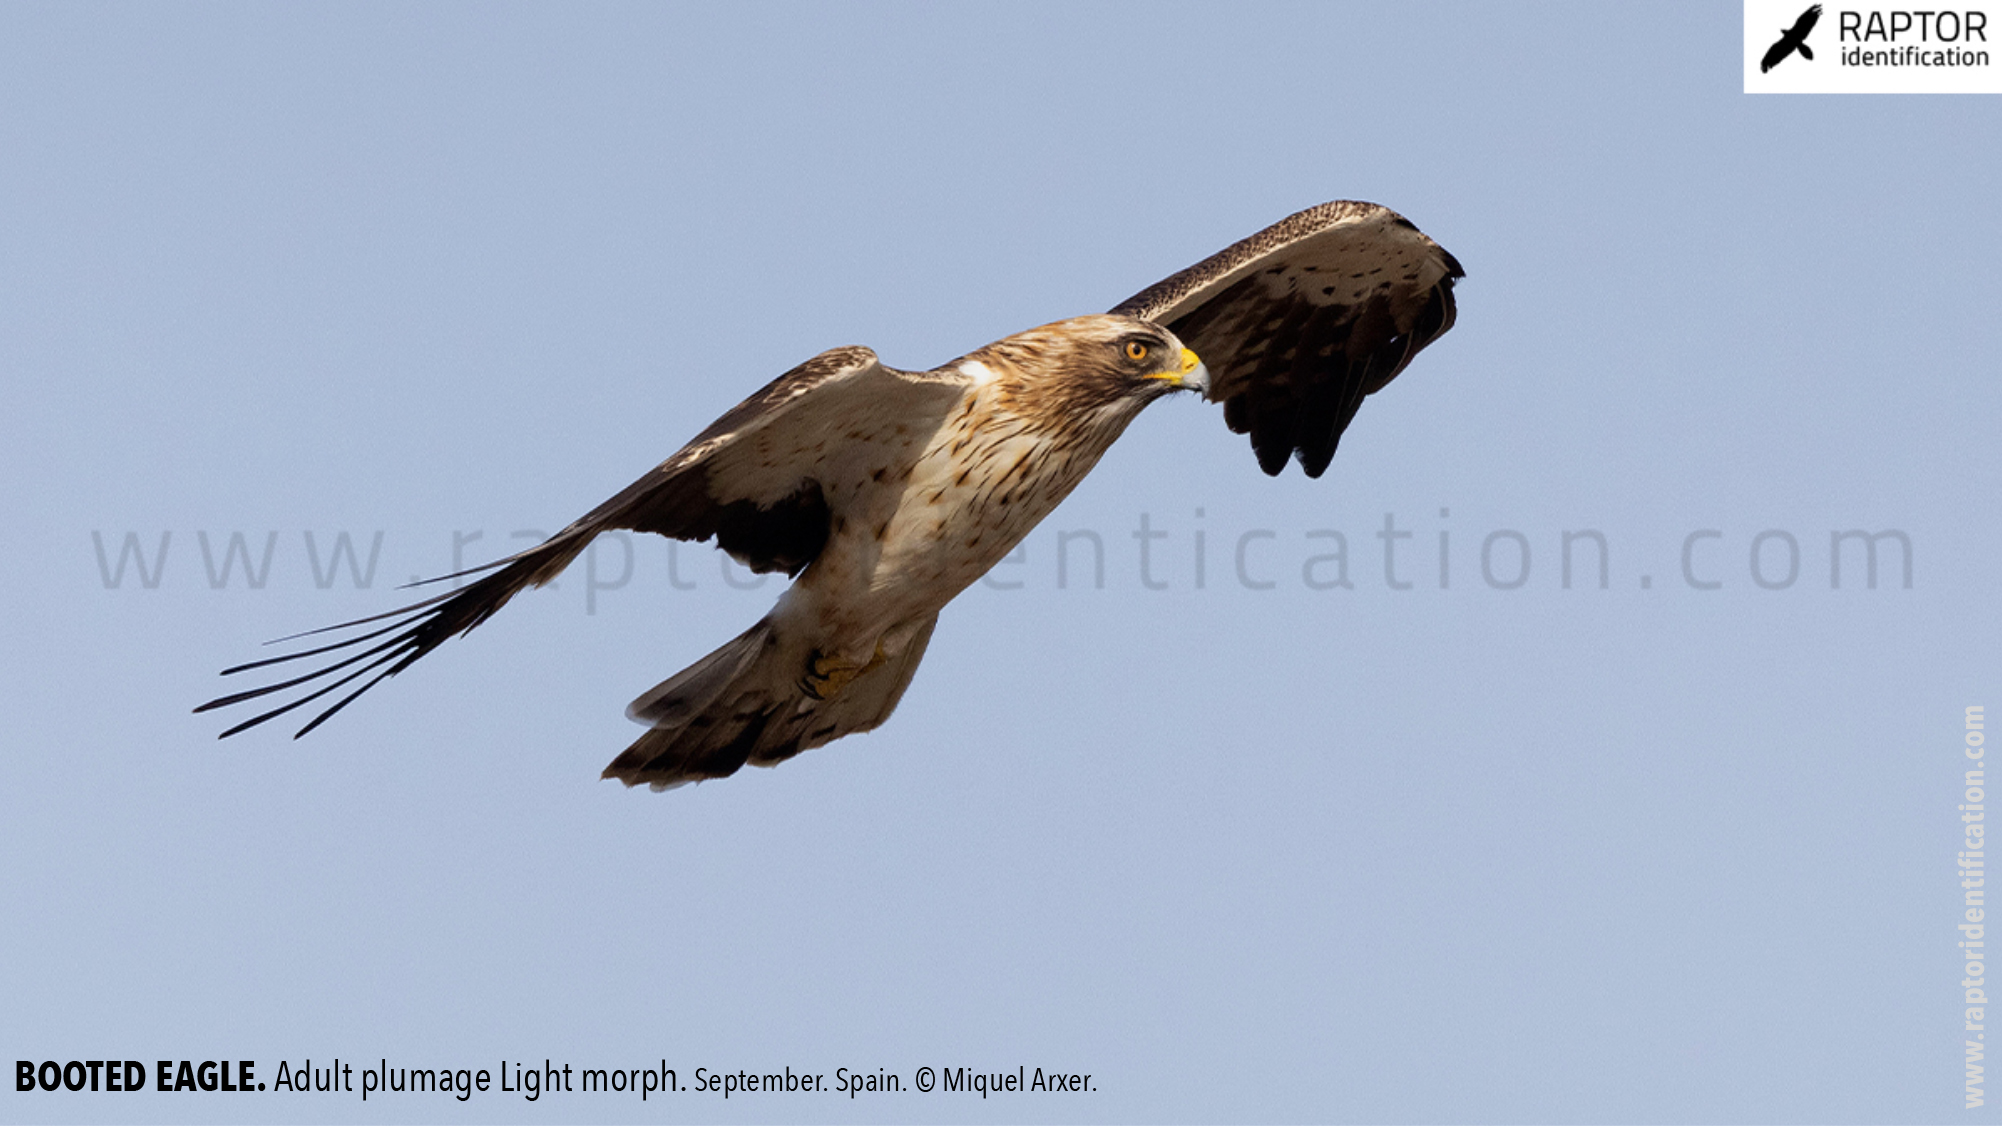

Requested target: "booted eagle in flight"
[{"left": 199, "top": 200, "right": 1463, "bottom": 790}]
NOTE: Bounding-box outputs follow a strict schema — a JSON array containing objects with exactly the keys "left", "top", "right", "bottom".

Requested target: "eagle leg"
[{"left": 800, "top": 641, "right": 890, "bottom": 701}]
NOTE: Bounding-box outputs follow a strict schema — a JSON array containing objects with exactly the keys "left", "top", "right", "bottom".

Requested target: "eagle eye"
[{"left": 1123, "top": 340, "right": 1151, "bottom": 363}]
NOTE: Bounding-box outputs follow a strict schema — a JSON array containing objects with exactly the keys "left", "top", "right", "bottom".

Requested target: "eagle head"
[{"left": 963, "top": 314, "right": 1208, "bottom": 423}]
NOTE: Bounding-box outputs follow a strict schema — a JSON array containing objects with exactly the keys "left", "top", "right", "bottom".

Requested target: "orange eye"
[{"left": 1124, "top": 340, "right": 1150, "bottom": 363}]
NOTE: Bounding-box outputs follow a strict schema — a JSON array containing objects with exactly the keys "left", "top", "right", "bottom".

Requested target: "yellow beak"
[{"left": 1150, "top": 346, "right": 1210, "bottom": 394}]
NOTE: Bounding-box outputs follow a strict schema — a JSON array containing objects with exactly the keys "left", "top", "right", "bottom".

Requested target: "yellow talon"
[{"left": 800, "top": 642, "right": 891, "bottom": 701}]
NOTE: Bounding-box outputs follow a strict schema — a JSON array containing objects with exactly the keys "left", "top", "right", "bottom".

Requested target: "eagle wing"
[
  {"left": 576, "top": 346, "right": 969, "bottom": 575},
  {"left": 1790, "top": 4, "right": 1821, "bottom": 38},
  {"left": 195, "top": 347, "right": 970, "bottom": 738},
  {"left": 1112, "top": 200, "right": 1462, "bottom": 477}
]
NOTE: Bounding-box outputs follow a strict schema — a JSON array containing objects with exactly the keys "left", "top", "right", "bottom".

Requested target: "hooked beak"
[{"left": 1152, "top": 346, "right": 1209, "bottom": 396}]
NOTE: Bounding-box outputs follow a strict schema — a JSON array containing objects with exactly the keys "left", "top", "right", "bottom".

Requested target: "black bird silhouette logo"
[{"left": 1762, "top": 4, "right": 1822, "bottom": 71}]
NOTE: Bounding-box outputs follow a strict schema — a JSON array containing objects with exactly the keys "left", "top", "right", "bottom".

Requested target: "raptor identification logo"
[{"left": 1744, "top": 0, "right": 2002, "bottom": 91}]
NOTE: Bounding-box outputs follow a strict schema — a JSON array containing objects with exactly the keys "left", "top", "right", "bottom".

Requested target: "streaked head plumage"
[{"left": 959, "top": 315, "right": 1206, "bottom": 422}]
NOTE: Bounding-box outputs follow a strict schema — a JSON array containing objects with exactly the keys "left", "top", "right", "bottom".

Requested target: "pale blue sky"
[{"left": 3, "top": 3, "right": 1998, "bottom": 1122}]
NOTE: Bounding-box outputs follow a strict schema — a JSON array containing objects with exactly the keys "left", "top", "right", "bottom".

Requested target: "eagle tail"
[
  {"left": 603, "top": 613, "right": 939, "bottom": 790},
  {"left": 1798, "top": 42, "right": 1813, "bottom": 60}
]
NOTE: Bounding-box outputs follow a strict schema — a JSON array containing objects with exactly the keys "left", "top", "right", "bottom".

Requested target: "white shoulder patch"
[{"left": 957, "top": 359, "right": 1000, "bottom": 385}]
